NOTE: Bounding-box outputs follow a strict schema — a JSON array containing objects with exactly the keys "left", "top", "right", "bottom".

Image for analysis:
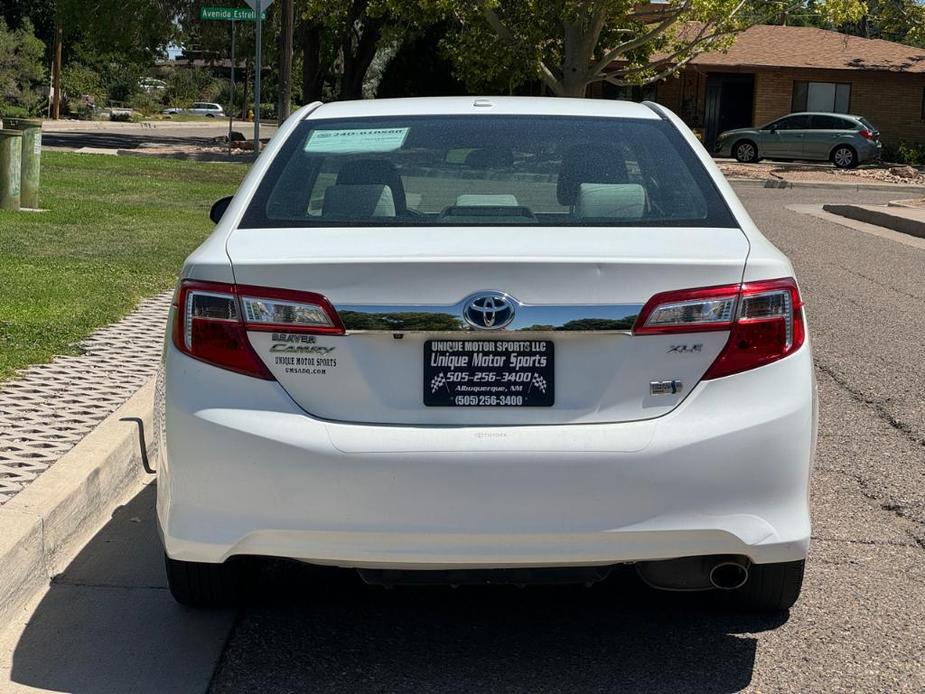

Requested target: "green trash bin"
[
  {"left": 4, "top": 118, "right": 42, "bottom": 209},
  {"left": 0, "top": 129, "right": 23, "bottom": 211}
]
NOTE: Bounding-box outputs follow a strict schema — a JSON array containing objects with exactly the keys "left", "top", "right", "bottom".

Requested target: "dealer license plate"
[{"left": 424, "top": 340, "right": 554, "bottom": 407}]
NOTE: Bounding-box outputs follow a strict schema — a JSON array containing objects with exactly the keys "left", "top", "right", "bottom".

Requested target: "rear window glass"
[{"left": 241, "top": 115, "right": 736, "bottom": 228}]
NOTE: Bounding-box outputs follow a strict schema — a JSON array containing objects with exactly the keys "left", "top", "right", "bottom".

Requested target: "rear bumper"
[
  {"left": 856, "top": 139, "right": 882, "bottom": 163},
  {"left": 156, "top": 342, "right": 816, "bottom": 569}
]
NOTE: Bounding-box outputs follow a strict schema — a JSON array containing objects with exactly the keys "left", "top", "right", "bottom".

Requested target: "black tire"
[
  {"left": 726, "top": 559, "right": 805, "bottom": 612},
  {"left": 831, "top": 145, "right": 857, "bottom": 169},
  {"left": 733, "top": 140, "right": 759, "bottom": 163},
  {"left": 165, "top": 553, "right": 252, "bottom": 607}
]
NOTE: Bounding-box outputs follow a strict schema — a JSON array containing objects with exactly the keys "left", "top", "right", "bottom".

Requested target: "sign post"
[
  {"left": 200, "top": 2, "right": 273, "bottom": 152},
  {"left": 243, "top": 0, "right": 274, "bottom": 153}
]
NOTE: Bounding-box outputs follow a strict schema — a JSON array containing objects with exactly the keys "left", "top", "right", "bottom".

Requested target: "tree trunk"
[
  {"left": 553, "top": 17, "right": 600, "bottom": 97},
  {"left": 338, "top": 0, "right": 382, "bottom": 100},
  {"left": 300, "top": 20, "right": 325, "bottom": 103},
  {"left": 277, "top": 0, "right": 293, "bottom": 122},
  {"left": 51, "top": 24, "right": 62, "bottom": 119}
]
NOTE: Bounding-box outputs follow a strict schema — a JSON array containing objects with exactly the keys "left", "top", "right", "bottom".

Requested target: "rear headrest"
[
  {"left": 322, "top": 184, "right": 396, "bottom": 218},
  {"left": 557, "top": 144, "right": 630, "bottom": 206},
  {"left": 336, "top": 159, "right": 407, "bottom": 213},
  {"left": 575, "top": 183, "right": 646, "bottom": 220}
]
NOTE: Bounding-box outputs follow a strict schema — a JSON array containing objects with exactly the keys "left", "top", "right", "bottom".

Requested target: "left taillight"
[
  {"left": 172, "top": 280, "right": 345, "bottom": 379},
  {"left": 634, "top": 277, "right": 805, "bottom": 379}
]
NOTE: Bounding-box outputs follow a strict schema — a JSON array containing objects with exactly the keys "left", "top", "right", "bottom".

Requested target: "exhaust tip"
[{"left": 709, "top": 561, "right": 749, "bottom": 590}]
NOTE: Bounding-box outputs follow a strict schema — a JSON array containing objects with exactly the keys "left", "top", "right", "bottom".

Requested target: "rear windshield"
[
  {"left": 240, "top": 115, "right": 736, "bottom": 228},
  {"left": 858, "top": 117, "right": 878, "bottom": 132}
]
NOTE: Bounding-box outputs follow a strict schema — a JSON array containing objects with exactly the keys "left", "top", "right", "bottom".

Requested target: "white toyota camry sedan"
[{"left": 156, "top": 97, "right": 816, "bottom": 611}]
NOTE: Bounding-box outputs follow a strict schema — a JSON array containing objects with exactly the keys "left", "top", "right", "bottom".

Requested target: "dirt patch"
[{"left": 718, "top": 161, "right": 925, "bottom": 186}]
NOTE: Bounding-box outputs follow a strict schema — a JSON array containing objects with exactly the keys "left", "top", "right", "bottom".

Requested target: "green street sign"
[{"left": 200, "top": 6, "right": 267, "bottom": 21}]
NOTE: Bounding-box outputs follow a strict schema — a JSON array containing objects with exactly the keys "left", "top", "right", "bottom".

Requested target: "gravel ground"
[{"left": 208, "top": 186, "right": 925, "bottom": 693}]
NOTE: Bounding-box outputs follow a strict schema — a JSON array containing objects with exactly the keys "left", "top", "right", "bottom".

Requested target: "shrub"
[
  {"left": 0, "top": 105, "right": 31, "bottom": 119},
  {"left": 128, "top": 92, "right": 163, "bottom": 116}
]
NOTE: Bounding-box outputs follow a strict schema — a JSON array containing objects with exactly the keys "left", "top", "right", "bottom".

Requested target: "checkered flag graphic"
[
  {"left": 530, "top": 373, "right": 547, "bottom": 394},
  {"left": 431, "top": 372, "right": 447, "bottom": 393}
]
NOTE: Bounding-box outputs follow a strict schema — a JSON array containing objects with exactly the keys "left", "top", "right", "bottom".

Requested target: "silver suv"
[{"left": 715, "top": 113, "right": 881, "bottom": 168}]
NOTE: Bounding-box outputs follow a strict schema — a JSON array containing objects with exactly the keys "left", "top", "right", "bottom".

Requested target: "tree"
[
  {"left": 433, "top": 0, "right": 881, "bottom": 98},
  {"left": 0, "top": 19, "right": 46, "bottom": 116},
  {"left": 298, "top": 0, "right": 437, "bottom": 101}
]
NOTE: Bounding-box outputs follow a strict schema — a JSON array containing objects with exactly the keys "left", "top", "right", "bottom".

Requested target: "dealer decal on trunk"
[{"left": 269, "top": 334, "right": 337, "bottom": 375}]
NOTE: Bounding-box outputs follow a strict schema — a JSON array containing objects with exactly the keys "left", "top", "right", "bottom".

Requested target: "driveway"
[{"left": 2, "top": 184, "right": 923, "bottom": 693}]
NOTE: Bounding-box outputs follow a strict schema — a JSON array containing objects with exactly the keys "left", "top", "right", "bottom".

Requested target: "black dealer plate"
[{"left": 424, "top": 340, "right": 554, "bottom": 407}]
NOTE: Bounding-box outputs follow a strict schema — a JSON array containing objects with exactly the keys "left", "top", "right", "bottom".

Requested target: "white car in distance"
[{"left": 156, "top": 97, "right": 816, "bottom": 612}]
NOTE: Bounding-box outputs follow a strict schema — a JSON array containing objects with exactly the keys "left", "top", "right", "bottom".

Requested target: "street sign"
[
  {"left": 242, "top": 0, "right": 275, "bottom": 9},
  {"left": 200, "top": 6, "right": 266, "bottom": 20}
]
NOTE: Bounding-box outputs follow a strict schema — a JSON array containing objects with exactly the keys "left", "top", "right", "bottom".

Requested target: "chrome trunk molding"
[{"left": 336, "top": 293, "right": 642, "bottom": 334}]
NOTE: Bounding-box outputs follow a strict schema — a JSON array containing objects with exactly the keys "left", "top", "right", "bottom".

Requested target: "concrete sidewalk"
[
  {"left": 822, "top": 203, "right": 925, "bottom": 239},
  {"left": 0, "top": 482, "right": 234, "bottom": 694}
]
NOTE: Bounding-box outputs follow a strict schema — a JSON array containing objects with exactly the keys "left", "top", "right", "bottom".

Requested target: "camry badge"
[{"left": 463, "top": 292, "right": 516, "bottom": 330}]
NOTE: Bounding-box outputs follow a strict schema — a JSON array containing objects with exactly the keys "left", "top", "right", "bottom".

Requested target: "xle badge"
[{"left": 668, "top": 344, "right": 703, "bottom": 354}]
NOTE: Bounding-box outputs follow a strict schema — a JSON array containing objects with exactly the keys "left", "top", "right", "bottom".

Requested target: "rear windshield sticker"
[{"left": 304, "top": 127, "right": 409, "bottom": 154}]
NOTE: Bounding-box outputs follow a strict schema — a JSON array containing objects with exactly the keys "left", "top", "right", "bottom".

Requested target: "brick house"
[{"left": 599, "top": 24, "right": 925, "bottom": 149}]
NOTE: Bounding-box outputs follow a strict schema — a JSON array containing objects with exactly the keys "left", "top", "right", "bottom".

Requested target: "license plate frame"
[{"left": 423, "top": 339, "right": 555, "bottom": 407}]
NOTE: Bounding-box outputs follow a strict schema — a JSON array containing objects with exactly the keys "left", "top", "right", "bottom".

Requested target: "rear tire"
[
  {"left": 733, "top": 140, "right": 759, "bottom": 163},
  {"left": 165, "top": 554, "right": 252, "bottom": 607},
  {"left": 726, "top": 559, "right": 805, "bottom": 612},
  {"left": 831, "top": 145, "right": 857, "bottom": 169}
]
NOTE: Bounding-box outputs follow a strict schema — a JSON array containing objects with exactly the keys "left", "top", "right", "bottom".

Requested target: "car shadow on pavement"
[{"left": 10, "top": 484, "right": 789, "bottom": 694}]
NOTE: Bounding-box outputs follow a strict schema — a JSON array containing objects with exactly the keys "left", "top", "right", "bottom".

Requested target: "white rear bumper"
[{"left": 156, "top": 343, "right": 815, "bottom": 568}]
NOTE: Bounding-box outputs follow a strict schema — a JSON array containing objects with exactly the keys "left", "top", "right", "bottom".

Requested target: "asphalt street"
[
  {"left": 41, "top": 122, "right": 277, "bottom": 150},
  {"left": 1, "top": 184, "right": 923, "bottom": 693}
]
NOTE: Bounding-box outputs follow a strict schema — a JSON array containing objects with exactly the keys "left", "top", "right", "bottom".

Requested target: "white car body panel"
[{"left": 158, "top": 97, "right": 815, "bottom": 574}]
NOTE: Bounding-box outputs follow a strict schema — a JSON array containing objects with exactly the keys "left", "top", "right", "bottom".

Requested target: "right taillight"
[
  {"left": 859, "top": 129, "right": 875, "bottom": 141},
  {"left": 172, "top": 280, "right": 345, "bottom": 379},
  {"left": 634, "top": 277, "right": 805, "bottom": 380}
]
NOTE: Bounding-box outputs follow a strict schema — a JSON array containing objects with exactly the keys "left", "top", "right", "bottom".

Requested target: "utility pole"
[
  {"left": 277, "top": 0, "right": 293, "bottom": 123},
  {"left": 51, "top": 24, "right": 63, "bottom": 120},
  {"left": 254, "top": 0, "right": 262, "bottom": 152}
]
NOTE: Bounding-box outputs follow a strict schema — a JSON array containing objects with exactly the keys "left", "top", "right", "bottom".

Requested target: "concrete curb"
[
  {"left": 0, "top": 378, "right": 155, "bottom": 627},
  {"left": 822, "top": 204, "right": 925, "bottom": 239},
  {"left": 116, "top": 149, "right": 256, "bottom": 163},
  {"left": 726, "top": 176, "right": 925, "bottom": 193}
]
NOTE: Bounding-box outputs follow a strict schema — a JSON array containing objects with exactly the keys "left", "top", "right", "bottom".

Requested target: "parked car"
[
  {"left": 187, "top": 102, "right": 225, "bottom": 118},
  {"left": 161, "top": 102, "right": 225, "bottom": 118},
  {"left": 715, "top": 112, "right": 881, "bottom": 168},
  {"left": 158, "top": 97, "right": 815, "bottom": 612}
]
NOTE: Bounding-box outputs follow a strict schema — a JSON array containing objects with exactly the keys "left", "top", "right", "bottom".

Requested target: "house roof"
[{"left": 689, "top": 24, "right": 925, "bottom": 74}]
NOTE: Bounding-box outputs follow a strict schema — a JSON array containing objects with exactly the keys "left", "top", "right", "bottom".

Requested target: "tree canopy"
[{"left": 431, "top": 0, "right": 906, "bottom": 97}]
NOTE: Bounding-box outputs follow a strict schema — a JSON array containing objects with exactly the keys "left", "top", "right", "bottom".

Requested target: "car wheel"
[
  {"left": 165, "top": 553, "right": 253, "bottom": 607},
  {"left": 725, "top": 559, "right": 805, "bottom": 612},
  {"left": 832, "top": 145, "right": 857, "bottom": 169},
  {"left": 733, "top": 140, "right": 759, "bottom": 164},
  {"left": 206, "top": 113, "right": 215, "bottom": 118}
]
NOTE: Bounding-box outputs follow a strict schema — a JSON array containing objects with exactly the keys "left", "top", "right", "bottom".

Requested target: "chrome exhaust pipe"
[{"left": 709, "top": 560, "right": 749, "bottom": 590}]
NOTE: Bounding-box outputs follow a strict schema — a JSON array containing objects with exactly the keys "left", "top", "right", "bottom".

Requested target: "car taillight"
[
  {"left": 634, "top": 278, "right": 805, "bottom": 379},
  {"left": 173, "top": 280, "right": 345, "bottom": 379},
  {"left": 860, "top": 129, "right": 875, "bottom": 141}
]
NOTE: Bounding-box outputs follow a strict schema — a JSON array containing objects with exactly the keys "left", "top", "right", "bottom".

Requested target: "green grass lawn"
[{"left": 0, "top": 152, "right": 246, "bottom": 381}]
